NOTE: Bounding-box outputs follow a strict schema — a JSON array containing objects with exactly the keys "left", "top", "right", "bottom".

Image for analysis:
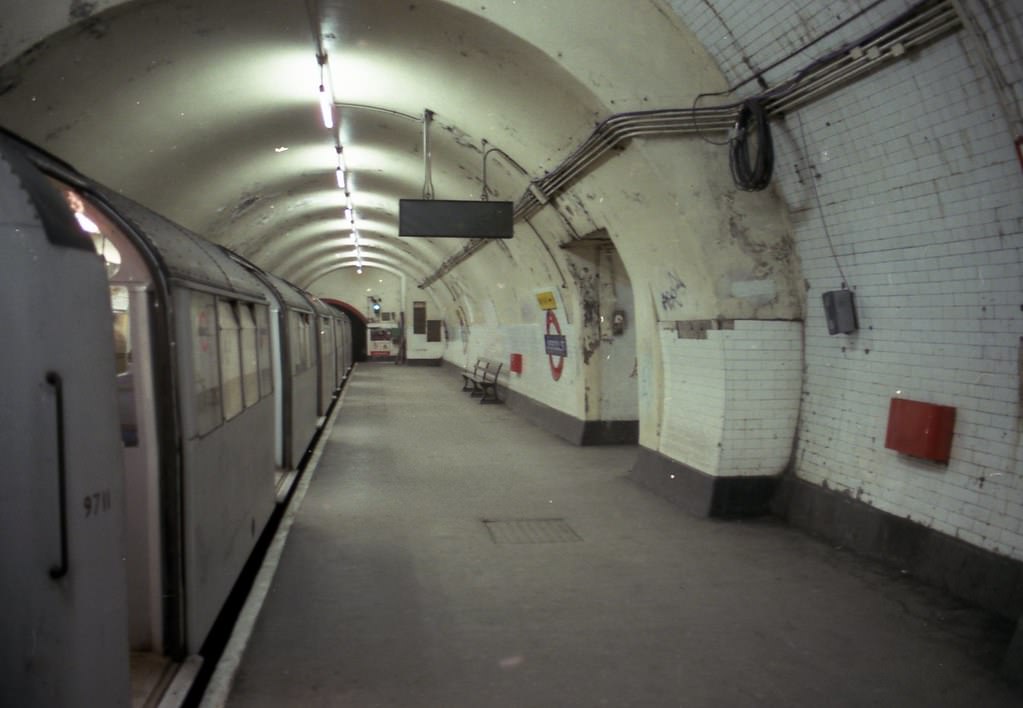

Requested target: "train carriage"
[
  {"left": 306, "top": 293, "right": 340, "bottom": 418},
  {"left": 0, "top": 131, "right": 132, "bottom": 708},
  {"left": 0, "top": 127, "right": 352, "bottom": 707},
  {"left": 227, "top": 261, "right": 321, "bottom": 479}
]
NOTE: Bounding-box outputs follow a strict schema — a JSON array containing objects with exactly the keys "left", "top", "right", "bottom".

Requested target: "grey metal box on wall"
[{"left": 822, "top": 290, "right": 858, "bottom": 335}]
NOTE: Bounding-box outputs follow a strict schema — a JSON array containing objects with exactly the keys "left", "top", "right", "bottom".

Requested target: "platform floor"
[{"left": 223, "top": 363, "right": 1019, "bottom": 707}]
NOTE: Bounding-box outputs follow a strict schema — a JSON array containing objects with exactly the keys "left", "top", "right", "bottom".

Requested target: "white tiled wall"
[
  {"left": 667, "top": 0, "right": 919, "bottom": 89},
  {"left": 660, "top": 328, "right": 727, "bottom": 474},
  {"left": 660, "top": 321, "right": 803, "bottom": 477},
  {"left": 719, "top": 322, "right": 803, "bottom": 475},
  {"left": 667, "top": 0, "right": 1023, "bottom": 559}
]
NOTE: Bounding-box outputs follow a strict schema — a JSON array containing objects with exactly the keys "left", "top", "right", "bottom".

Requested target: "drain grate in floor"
[{"left": 482, "top": 518, "right": 582, "bottom": 544}]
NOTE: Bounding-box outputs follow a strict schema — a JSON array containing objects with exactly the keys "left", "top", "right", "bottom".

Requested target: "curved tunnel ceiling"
[{"left": 0, "top": 0, "right": 614, "bottom": 291}]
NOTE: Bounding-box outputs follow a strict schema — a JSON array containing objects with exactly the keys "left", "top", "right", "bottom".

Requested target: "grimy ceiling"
[
  {"left": 2, "top": 0, "right": 811, "bottom": 331},
  {"left": 0, "top": 2, "right": 705, "bottom": 283}
]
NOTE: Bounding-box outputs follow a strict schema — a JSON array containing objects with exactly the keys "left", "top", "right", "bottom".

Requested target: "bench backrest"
[{"left": 480, "top": 359, "right": 502, "bottom": 383}]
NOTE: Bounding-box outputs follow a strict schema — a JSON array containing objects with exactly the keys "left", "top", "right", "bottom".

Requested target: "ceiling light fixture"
[
  {"left": 319, "top": 84, "right": 333, "bottom": 129},
  {"left": 318, "top": 53, "right": 334, "bottom": 130},
  {"left": 336, "top": 167, "right": 346, "bottom": 190}
]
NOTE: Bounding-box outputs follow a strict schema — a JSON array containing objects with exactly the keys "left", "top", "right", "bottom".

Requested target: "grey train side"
[{"left": 0, "top": 130, "right": 352, "bottom": 708}]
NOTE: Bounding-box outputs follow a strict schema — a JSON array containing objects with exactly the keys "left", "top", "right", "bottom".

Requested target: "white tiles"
[
  {"left": 660, "top": 328, "right": 727, "bottom": 474},
  {"left": 662, "top": 1, "right": 1023, "bottom": 559},
  {"left": 660, "top": 321, "right": 803, "bottom": 477},
  {"left": 662, "top": 0, "right": 1023, "bottom": 560}
]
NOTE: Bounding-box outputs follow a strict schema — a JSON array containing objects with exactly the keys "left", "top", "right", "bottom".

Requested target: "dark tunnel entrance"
[{"left": 323, "top": 298, "right": 368, "bottom": 362}]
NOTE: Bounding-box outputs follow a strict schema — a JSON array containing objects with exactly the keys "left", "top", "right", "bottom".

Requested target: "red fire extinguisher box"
[
  {"left": 510, "top": 353, "right": 523, "bottom": 374},
  {"left": 884, "top": 398, "right": 956, "bottom": 463}
]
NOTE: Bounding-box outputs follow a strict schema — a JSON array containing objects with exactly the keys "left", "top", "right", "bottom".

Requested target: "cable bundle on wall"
[
  {"left": 729, "top": 99, "right": 774, "bottom": 191},
  {"left": 418, "top": 0, "right": 961, "bottom": 288}
]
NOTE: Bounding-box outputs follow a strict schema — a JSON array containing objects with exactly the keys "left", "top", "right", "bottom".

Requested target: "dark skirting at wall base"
[
  {"left": 405, "top": 357, "right": 443, "bottom": 366},
  {"left": 629, "top": 446, "right": 778, "bottom": 518},
  {"left": 439, "top": 360, "right": 637, "bottom": 446},
  {"left": 773, "top": 474, "right": 1023, "bottom": 683},
  {"left": 502, "top": 385, "right": 638, "bottom": 446}
]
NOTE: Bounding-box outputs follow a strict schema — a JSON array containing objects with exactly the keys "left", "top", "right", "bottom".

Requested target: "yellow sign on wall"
[{"left": 536, "top": 291, "right": 557, "bottom": 310}]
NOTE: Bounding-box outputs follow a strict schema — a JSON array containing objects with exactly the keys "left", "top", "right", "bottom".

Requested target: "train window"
[
  {"left": 218, "top": 300, "right": 243, "bottom": 420},
  {"left": 111, "top": 287, "right": 131, "bottom": 374},
  {"left": 239, "top": 304, "right": 259, "bottom": 408},
  {"left": 191, "top": 293, "right": 221, "bottom": 435},
  {"left": 255, "top": 305, "right": 273, "bottom": 397}
]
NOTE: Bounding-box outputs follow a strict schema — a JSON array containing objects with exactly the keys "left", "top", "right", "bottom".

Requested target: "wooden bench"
[{"left": 460, "top": 357, "right": 503, "bottom": 404}]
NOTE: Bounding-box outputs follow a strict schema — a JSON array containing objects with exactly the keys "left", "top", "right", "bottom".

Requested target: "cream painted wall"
[{"left": 308, "top": 266, "right": 403, "bottom": 322}]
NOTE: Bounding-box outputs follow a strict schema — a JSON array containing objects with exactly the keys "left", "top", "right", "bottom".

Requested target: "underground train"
[{"left": 0, "top": 128, "right": 352, "bottom": 707}]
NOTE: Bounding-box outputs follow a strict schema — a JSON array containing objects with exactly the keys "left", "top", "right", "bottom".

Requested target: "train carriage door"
[
  {"left": 0, "top": 143, "right": 130, "bottom": 707},
  {"left": 57, "top": 184, "right": 177, "bottom": 695},
  {"left": 318, "top": 313, "right": 333, "bottom": 415}
]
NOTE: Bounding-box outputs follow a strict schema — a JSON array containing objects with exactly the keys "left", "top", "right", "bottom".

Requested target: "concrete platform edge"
[{"left": 197, "top": 383, "right": 350, "bottom": 707}]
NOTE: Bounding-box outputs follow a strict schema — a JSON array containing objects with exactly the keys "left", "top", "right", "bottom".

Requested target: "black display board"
[{"left": 399, "top": 199, "right": 513, "bottom": 239}]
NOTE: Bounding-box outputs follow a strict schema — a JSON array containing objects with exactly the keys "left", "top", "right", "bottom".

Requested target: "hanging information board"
[{"left": 399, "top": 199, "right": 513, "bottom": 239}]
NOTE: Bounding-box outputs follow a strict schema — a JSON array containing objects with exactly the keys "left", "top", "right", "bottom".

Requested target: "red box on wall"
[
  {"left": 510, "top": 353, "right": 523, "bottom": 374},
  {"left": 884, "top": 398, "right": 956, "bottom": 463}
]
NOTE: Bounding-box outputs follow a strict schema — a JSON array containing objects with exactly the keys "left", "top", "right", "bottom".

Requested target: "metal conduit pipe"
[
  {"left": 513, "top": 0, "right": 960, "bottom": 225},
  {"left": 419, "top": 0, "right": 960, "bottom": 288},
  {"left": 768, "top": 6, "right": 959, "bottom": 113}
]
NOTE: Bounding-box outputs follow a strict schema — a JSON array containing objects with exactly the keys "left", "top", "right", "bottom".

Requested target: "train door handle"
[{"left": 46, "top": 372, "right": 69, "bottom": 580}]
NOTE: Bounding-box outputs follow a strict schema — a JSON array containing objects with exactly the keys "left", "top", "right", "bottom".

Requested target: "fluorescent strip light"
[
  {"left": 319, "top": 84, "right": 333, "bottom": 129},
  {"left": 336, "top": 167, "right": 346, "bottom": 190}
]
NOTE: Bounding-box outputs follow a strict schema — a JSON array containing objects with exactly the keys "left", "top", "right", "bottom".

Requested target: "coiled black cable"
[{"left": 729, "top": 99, "right": 774, "bottom": 191}]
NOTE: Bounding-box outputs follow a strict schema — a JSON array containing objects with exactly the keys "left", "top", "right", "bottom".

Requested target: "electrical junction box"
[
  {"left": 884, "top": 398, "right": 956, "bottom": 463},
  {"left": 822, "top": 290, "right": 858, "bottom": 335}
]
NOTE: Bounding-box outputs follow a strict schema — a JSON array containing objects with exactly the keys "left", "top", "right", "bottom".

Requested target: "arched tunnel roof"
[
  {"left": 0, "top": 0, "right": 956, "bottom": 326},
  {"left": 0, "top": 0, "right": 782, "bottom": 314}
]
